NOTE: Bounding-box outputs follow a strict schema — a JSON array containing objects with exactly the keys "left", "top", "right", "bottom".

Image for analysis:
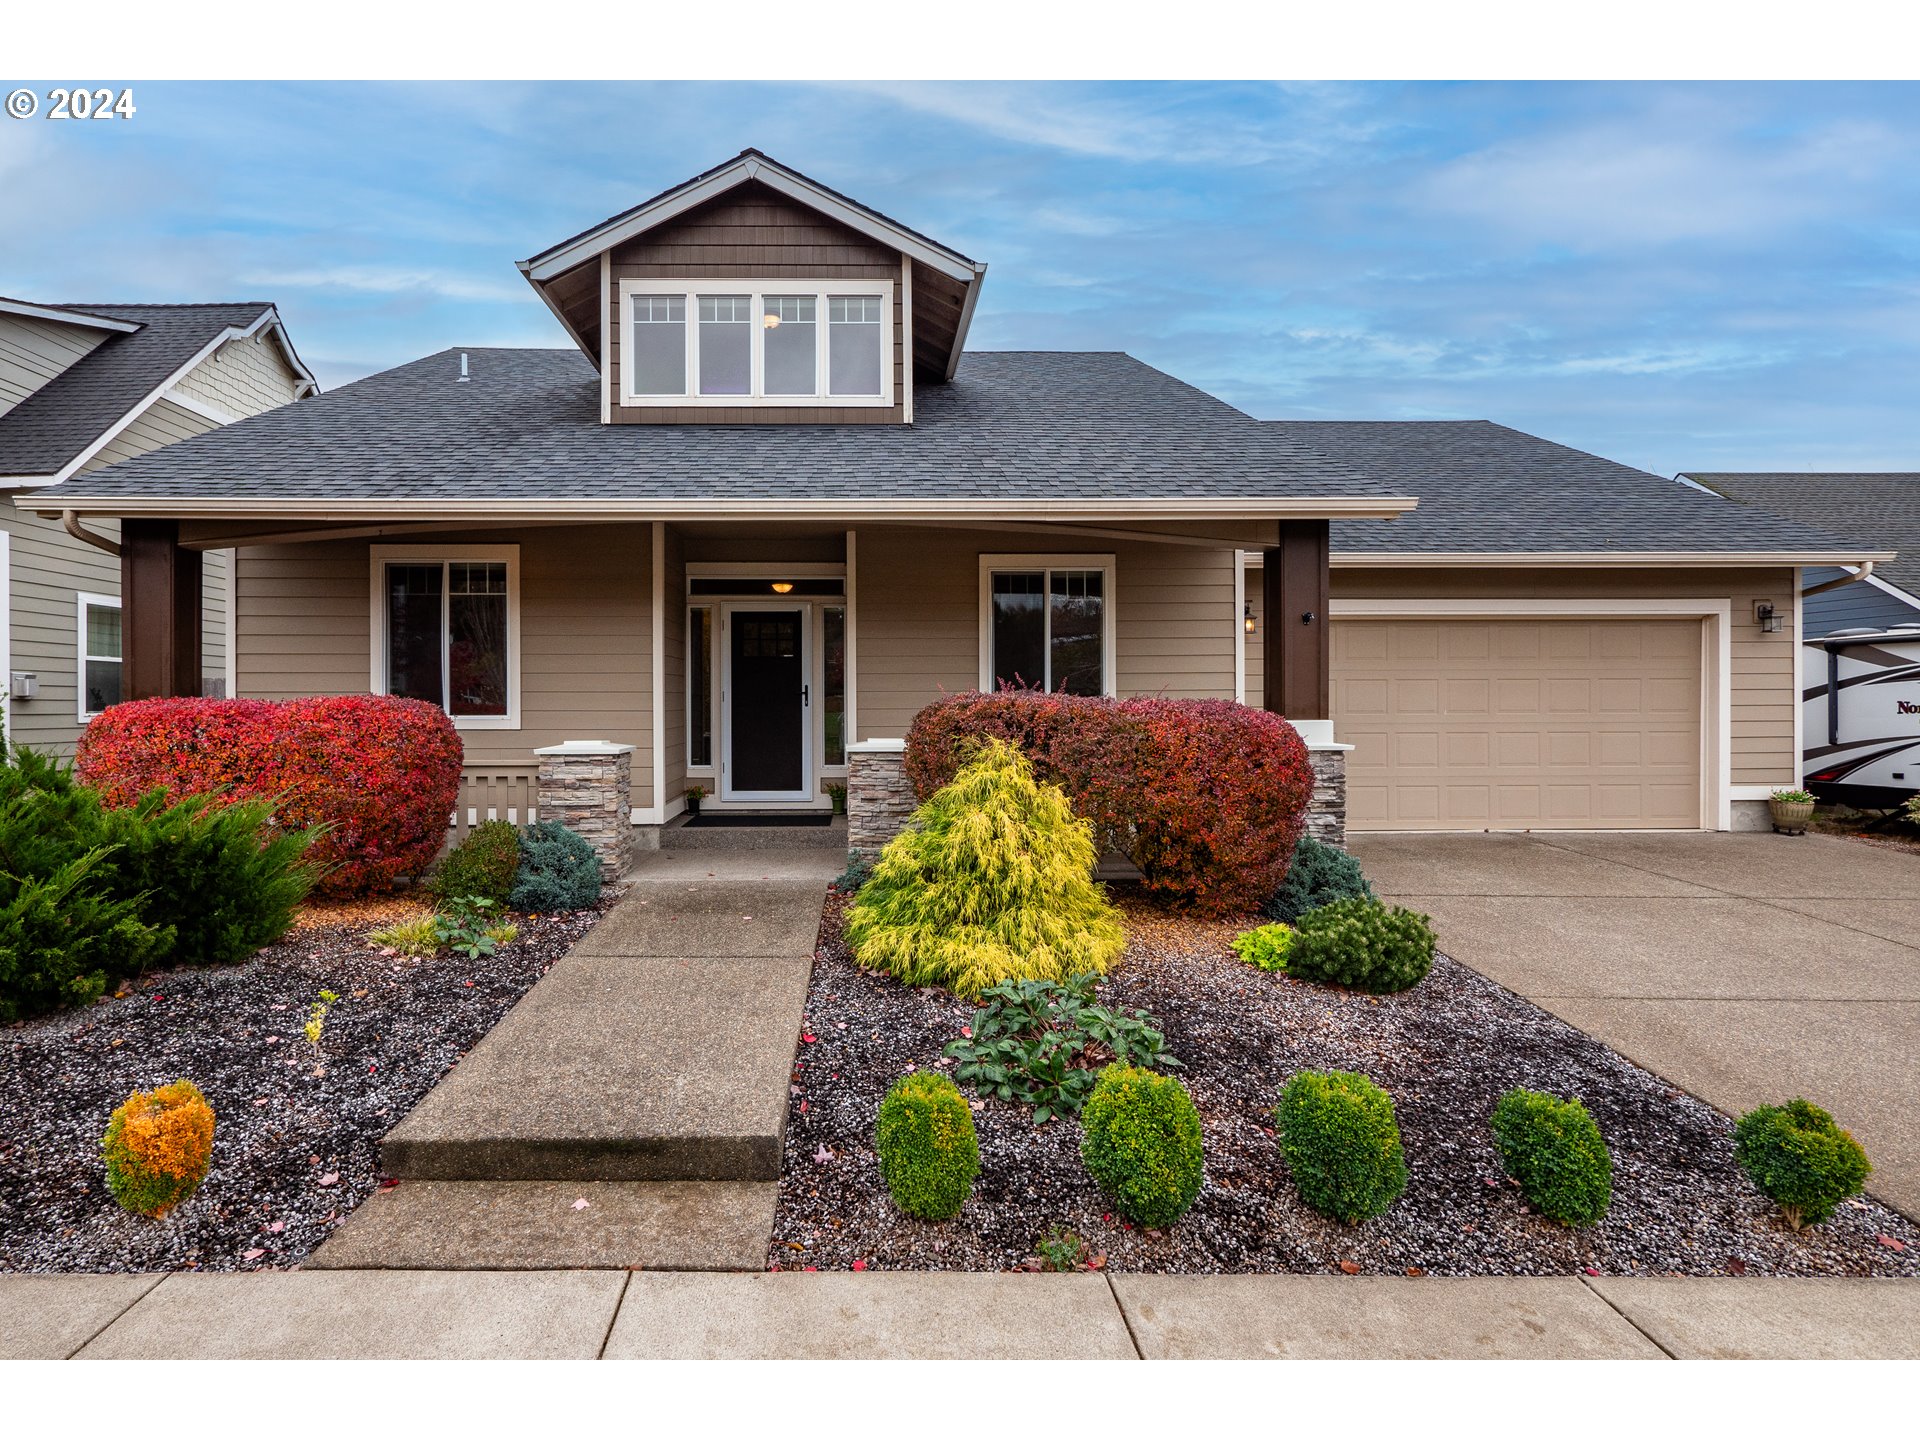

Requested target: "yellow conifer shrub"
[
  {"left": 844, "top": 738, "right": 1126, "bottom": 998},
  {"left": 101, "top": 1079, "right": 216, "bottom": 1218}
]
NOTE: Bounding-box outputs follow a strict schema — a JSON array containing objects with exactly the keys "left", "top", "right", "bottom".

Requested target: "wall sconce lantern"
[
  {"left": 1243, "top": 603, "right": 1256, "bottom": 634},
  {"left": 1754, "top": 600, "right": 1782, "bottom": 634}
]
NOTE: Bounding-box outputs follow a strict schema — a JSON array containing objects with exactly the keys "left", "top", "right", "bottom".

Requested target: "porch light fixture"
[
  {"left": 1243, "top": 603, "right": 1256, "bottom": 634},
  {"left": 771, "top": 582, "right": 794, "bottom": 594},
  {"left": 1755, "top": 600, "right": 1782, "bottom": 634}
]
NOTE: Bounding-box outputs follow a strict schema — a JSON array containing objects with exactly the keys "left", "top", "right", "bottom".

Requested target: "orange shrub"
[{"left": 102, "top": 1079, "right": 215, "bottom": 1218}]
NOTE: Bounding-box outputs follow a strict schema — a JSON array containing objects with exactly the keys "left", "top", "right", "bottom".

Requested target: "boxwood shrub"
[
  {"left": 1490, "top": 1087, "right": 1613, "bottom": 1226},
  {"left": 1079, "top": 1063, "right": 1205, "bottom": 1228},
  {"left": 1287, "top": 897, "right": 1435, "bottom": 993},
  {"left": 433, "top": 819, "right": 522, "bottom": 906},
  {"left": 1733, "top": 1098, "right": 1871, "bottom": 1229},
  {"left": 1276, "top": 1069, "right": 1408, "bottom": 1223},
  {"left": 875, "top": 1071, "right": 980, "bottom": 1220},
  {"left": 1264, "top": 834, "right": 1375, "bottom": 924}
]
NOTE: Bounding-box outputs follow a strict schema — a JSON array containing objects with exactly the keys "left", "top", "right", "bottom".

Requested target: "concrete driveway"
[{"left": 1348, "top": 831, "right": 1920, "bottom": 1218}]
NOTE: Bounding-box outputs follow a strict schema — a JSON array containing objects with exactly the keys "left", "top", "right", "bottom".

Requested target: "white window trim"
[
  {"left": 77, "top": 590, "right": 121, "bottom": 723},
  {"left": 618, "top": 278, "right": 894, "bottom": 409},
  {"left": 977, "top": 553, "right": 1118, "bottom": 697},
  {"left": 368, "top": 544, "right": 521, "bottom": 730}
]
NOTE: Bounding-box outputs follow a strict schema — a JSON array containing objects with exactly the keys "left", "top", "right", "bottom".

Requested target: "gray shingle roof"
[
  {"left": 32, "top": 348, "right": 1400, "bottom": 510},
  {"left": 1683, "top": 473, "right": 1919, "bottom": 596},
  {"left": 1266, "top": 420, "right": 1867, "bottom": 558},
  {"left": 0, "top": 302, "right": 275, "bottom": 477}
]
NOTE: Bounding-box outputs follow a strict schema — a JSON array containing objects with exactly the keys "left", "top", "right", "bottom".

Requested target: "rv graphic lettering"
[{"left": 1901, "top": 701, "right": 1920, "bottom": 716}]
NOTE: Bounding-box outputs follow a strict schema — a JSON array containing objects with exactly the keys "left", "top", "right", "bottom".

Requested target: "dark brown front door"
[{"left": 729, "top": 609, "right": 806, "bottom": 796}]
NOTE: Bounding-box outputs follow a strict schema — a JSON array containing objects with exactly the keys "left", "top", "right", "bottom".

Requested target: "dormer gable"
[{"left": 516, "top": 150, "right": 986, "bottom": 426}]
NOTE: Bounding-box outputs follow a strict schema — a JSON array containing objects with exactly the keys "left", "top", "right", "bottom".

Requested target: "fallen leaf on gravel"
[
  {"left": 317, "top": 1172, "right": 339, "bottom": 1187},
  {"left": 1483, "top": 1177, "right": 1499, "bottom": 1187},
  {"left": 1726, "top": 1257, "right": 1747, "bottom": 1275},
  {"left": 1404, "top": 1266, "right": 1425, "bottom": 1277},
  {"left": 801, "top": 1033, "right": 818, "bottom": 1043},
  {"left": 1879, "top": 1234, "right": 1908, "bottom": 1251},
  {"left": 1583, "top": 1267, "right": 1601, "bottom": 1276},
  {"left": 813, "top": 1145, "right": 834, "bottom": 1163},
  {"left": 243, "top": 1248, "right": 265, "bottom": 1261},
  {"left": 1087, "top": 1254, "right": 1107, "bottom": 1270},
  {"left": 572, "top": 1198, "right": 591, "bottom": 1211},
  {"left": 252, "top": 1097, "right": 269, "bottom": 1106},
  {"left": 268, "top": 1221, "right": 285, "bottom": 1233},
  {"left": 851, "top": 1259, "right": 867, "bottom": 1271},
  {"left": 1338, "top": 1260, "right": 1360, "bottom": 1275}
]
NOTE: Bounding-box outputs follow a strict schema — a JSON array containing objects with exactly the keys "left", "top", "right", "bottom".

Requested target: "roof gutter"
[
  {"left": 1802, "top": 561, "right": 1874, "bottom": 598},
  {"left": 62, "top": 509, "right": 121, "bottom": 557}
]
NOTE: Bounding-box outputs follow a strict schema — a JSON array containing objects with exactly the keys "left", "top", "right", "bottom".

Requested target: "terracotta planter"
[{"left": 1769, "top": 797, "right": 1815, "bottom": 835}]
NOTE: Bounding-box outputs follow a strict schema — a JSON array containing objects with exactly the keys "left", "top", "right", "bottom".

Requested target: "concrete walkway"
[
  {"left": 1350, "top": 831, "right": 1920, "bottom": 1216},
  {"left": 312, "top": 847, "right": 841, "bottom": 1271},
  {"left": 6, "top": 1271, "right": 1916, "bottom": 1360}
]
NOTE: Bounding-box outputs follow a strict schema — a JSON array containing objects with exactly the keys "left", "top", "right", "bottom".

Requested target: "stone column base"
[
  {"left": 534, "top": 741, "right": 635, "bottom": 881},
  {"left": 1306, "top": 744, "right": 1351, "bottom": 850},
  {"left": 847, "top": 740, "right": 914, "bottom": 855}
]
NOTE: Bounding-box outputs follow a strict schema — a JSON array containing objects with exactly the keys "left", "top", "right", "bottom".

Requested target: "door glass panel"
[
  {"left": 1050, "top": 570, "right": 1105, "bottom": 695},
  {"left": 386, "top": 563, "right": 444, "bottom": 706},
  {"left": 990, "top": 571, "right": 1045, "bottom": 690},
  {"left": 762, "top": 294, "right": 816, "bottom": 396},
  {"left": 730, "top": 610, "right": 805, "bottom": 794},
  {"left": 447, "top": 562, "right": 508, "bottom": 716},
  {"left": 690, "top": 606, "right": 713, "bottom": 767},
  {"left": 698, "top": 294, "right": 752, "bottom": 395},
  {"left": 630, "top": 293, "right": 686, "bottom": 395},
  {"left": 823, "top": 605, "right": 846, "bottom": 766},
  {"left": 828, "top": 294, "right": 884, "bottom": 396}
]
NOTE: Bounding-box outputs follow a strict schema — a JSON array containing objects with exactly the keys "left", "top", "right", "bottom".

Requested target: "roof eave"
[
  {"left": 26, "top": 494, "right": 1420, "bottom": 524},
  {"left": 519, "top": 154, "right": 979, "bottom": 285},
  {"left": 0, "top": 297, "right": 141, "bottom": 334},
  {"left": 1321, "top": 549, "right": 1899, "bottom": 568}
]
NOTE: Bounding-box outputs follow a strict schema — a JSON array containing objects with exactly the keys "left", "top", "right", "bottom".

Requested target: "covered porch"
[{"left": 85, "top": 510, "right": 1346, "bottom": 871}]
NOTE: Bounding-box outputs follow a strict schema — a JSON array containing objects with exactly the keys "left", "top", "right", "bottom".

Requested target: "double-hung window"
[
  {"left": 78, "top": 592, "right": 122, "bottom": 720},
  {"left": 372, "top": 546, "right": 519, "bottom": 727},
  {"left": 979, "top": 555, "right": 1116, "bottom": 697},
  {"left": 621, "top": 280, "right": 893, "bottom": 407}
]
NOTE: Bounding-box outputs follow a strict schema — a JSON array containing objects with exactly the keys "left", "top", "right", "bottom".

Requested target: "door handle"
[{"left": 802, "top": 684, "right": 810, "bottom": 707}]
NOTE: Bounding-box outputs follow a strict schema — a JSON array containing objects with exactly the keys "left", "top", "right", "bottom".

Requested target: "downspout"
[
  {"left": 1802, "top": 560, "right": 1874, "bottom": 598},
  {"left": 63, "top": 510, "right": 121, "bottom": 557}
]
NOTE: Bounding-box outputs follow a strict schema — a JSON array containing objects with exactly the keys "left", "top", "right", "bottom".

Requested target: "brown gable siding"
[{"left": 605, "top": 182, "right": 907, "bottom": 425}]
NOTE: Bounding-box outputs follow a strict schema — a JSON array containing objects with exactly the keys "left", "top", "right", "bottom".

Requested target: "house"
[
  {"left": 0, "top": 296, "right": 315, "bottom": 751},
  {"left": 16, "top": 151, "right": 1886, "bottom": 864},
  {"left": 1681, "top": 473, "right": 1920, "bottom": 636}
]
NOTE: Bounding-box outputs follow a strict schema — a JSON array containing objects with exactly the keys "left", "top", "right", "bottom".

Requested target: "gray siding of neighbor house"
[
  {"left": 0, "top": 313, "right": 107, "bottom": 417},
  {"left": 1800, "top": 565, "right": 1920, "bottom": 637},
  {"left": 232, "top": 525, "right": 657, "bottom": 812},
  {"left": 2, "top": 328, "right": 301, "bottom": 753}
]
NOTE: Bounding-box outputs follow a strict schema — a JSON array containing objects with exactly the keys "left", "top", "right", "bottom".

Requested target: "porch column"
[
  {"left": 1261, "top": 521, "right": 1350, "bottom": 848},
  {"left": 120, "top": 518, "right": 203, "bottom": 700}
]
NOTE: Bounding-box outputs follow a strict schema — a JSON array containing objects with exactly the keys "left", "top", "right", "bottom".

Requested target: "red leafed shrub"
[
  {"left": 903, "top": 690, "right": 1313, "bottom": 914},
  {"left": 76, "top": 696, "right": 463, "bottom": 897}
]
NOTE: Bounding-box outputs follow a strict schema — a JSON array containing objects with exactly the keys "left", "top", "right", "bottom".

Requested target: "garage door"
[{"left": 1334, "top": 619, "right": 1703, "bottom": 830}]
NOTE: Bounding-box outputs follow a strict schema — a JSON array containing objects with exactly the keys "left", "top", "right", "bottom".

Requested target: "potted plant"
[
  {"left": 684, "top": 784, "right": 706, "bottom": 818},
  {"left": 1768, "top": 787, "right": 1815, "bottom": 835},
  {"left": 827, "top": 782, "right": 848, "bottom": 816}
]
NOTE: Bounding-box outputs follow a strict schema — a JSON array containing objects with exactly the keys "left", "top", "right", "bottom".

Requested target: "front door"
[{"left": 724, "top": 607, "right": 809, "bottom": 800}]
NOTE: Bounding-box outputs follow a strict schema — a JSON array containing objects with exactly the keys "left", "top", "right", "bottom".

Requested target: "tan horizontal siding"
[
  {"left": 852, "top": 527, "right": 1237, "bottom": 740},
  {"left": 234, "top": 525, "right": 655, "bottom": 808},
  {"left": 0, "top": 313, "right": 105, "bottom": 416}
]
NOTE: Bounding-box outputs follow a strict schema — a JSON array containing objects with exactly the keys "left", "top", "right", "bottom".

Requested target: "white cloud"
[{"left": 248, "top": 266, "right": 525, "bottom": 303}]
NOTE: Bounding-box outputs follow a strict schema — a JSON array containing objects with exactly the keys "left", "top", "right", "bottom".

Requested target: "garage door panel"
[{"left": 1334, "top": 618, "right": 1702, "bottom": 831}]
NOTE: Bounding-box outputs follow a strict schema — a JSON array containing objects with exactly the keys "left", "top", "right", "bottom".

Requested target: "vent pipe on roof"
[{"left": 457, "top": 352, "right": 469, "bottom": 383}]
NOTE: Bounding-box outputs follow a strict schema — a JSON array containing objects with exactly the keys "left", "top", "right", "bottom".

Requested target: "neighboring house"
[
  {"left": 0, "top": 296, "right": 316, "bottom": 751},
  {"left": 18, "top": 151, "right": 1884, "bottom": 857},
  {"left": 1680, "top": 473, "right": 1920, "bottom": 636}
]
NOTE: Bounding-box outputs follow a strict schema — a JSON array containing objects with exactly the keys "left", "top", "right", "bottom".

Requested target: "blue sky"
[{"left": 4, "top": 80, "right": 1916, "bottom": 474}]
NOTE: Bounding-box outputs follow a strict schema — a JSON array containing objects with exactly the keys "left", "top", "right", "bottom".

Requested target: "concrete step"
[
  {"left": 309, "top": 1179, "right": 776, "bottom": 1271},
  {"left": 660, "top": 814, "right": 848, "bottom": 850}
]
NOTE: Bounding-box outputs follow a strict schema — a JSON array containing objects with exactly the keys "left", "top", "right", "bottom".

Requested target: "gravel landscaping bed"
[
  {"left": 0, "top": 900, "right": 606, "bottom": 1273},
  {"left": 773, "top": 891, "right": 1920, "bottom": 1276}
]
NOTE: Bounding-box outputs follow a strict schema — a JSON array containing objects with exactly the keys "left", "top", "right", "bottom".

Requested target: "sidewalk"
[{"left": 6, "top": 1271, "right": 1916, "bottom": 1360}]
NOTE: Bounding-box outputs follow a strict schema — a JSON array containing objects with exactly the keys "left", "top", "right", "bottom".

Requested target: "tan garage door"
[{"left": 1334, "top": 618, "right": 1703, "bottom": 831}]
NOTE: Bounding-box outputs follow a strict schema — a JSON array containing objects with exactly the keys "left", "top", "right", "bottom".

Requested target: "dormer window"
[{"left": 619, "top": 279, "right": 893, "bottom": 408}]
